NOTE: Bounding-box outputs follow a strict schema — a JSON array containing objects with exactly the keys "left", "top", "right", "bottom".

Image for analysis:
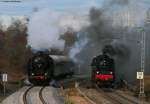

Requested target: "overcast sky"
[{"left": 0, "top": 0, "right": 104, "bottom": 16}]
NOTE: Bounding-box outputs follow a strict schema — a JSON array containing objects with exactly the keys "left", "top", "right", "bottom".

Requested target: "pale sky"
[{"left": 0, "top": 0, "right": 104, "bottom": 16}]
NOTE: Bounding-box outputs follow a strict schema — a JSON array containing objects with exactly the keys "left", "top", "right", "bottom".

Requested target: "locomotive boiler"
[
  {"left": 27, "top": 51, "right": 74, "bottom": 85},
  {"left": 91, "top": 52, "right": 115, "bottom": 87}
]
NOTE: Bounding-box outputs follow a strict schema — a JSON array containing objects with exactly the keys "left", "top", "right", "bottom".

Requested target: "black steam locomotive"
[
  {"left": 27, "top": 51, "right": 74, "bottom": 85},
  {"left": 91, "top": 52, "right": 115, "bottom": 87}
]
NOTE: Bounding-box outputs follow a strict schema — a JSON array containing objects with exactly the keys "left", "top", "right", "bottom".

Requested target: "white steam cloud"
[
  {"left": 27, "top": 10, "right": 64, "bottom": 51},
  {"left": 69, "top": 35, "right": 88, "bottom": 63},
  {"left": 27, "top": 9, "right": 89, "bottom": 51}
]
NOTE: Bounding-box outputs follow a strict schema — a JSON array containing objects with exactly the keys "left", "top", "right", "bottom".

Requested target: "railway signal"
[
  {"left": 2, "top": 73, "right": 8, "bottom": 96},
  {"left": 137, "top": 27, "right": 146, "bottom": 104},
  {"left": 137, "top": 72, "right": 144, "bottom": 79}
]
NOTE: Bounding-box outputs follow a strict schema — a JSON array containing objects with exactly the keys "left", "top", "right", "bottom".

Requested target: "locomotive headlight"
[
  {"left": 96, "top": 71, "right": 99, "bottom": 74},
  {"left": 31, "top": 73, "right": 34, "bottom": 75},
  {"left": 44, "top": 73, "right": 48, "bottom": 76},
  {"left": 110, "top": 72, "right": 113, "bottom": 74}
]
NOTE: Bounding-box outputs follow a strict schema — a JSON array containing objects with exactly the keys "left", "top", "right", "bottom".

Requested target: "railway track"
[
  {"left": 23, "top": 86, "right": 34, "bottom": 104},
  {"left": 77, "top": 81, "right": 144, "bottom": 104},
  {"left": 95, "top": 85, "right": 139, "bottom": 104},
  {"left": 23, "top": 86, "right": 47, "bottom": 104},
  {"left": 39, "top": 87, "right": 47, "bottom": 104}
]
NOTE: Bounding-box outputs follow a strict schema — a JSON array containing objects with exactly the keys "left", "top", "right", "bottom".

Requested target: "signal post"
[{"left": 2, "top": 73, "right": 8, "bottom": 96}]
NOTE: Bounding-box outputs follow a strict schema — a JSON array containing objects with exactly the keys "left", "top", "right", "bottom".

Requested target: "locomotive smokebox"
[{"left": 91, "top": 53, "right": 115, "bottom": 87}]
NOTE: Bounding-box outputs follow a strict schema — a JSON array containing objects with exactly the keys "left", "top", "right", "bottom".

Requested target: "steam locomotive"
[
  {"left": 27, "top": 51, "right": 74, "bottom": 85},
  {"left": 91, "top": 52, "right": 115, "bottom": 87}
]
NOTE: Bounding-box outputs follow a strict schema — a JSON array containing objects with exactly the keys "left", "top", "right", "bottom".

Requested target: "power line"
[{"left": 0, "top": 0, "right": 21, "bottom": 3}]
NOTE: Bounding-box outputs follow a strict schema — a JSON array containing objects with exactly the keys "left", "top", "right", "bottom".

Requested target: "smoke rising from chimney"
[{"left": 69, "top": 0, "right": 150, "bottom": 81}]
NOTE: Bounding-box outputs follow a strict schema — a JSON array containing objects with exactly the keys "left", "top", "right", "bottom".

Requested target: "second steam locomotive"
[
  {"left": 27, "top": 51, "right": 74, "bottom": 85},
  {"left": 91, "top": 52, "right": 115, "bottom": 87}
]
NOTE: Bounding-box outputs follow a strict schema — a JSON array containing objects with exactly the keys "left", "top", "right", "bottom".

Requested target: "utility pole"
[{"left": 138, "top": 27, "right": 146, "bottom": 104}]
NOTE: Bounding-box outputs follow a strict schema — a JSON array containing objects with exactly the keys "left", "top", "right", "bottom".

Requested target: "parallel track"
[
  {"left": 23, "top": 86, "right": 34, "bottom": 104},
  {"left": 95, "top": 85, "right": 138, "bottom": 104},
  {"left": 113, "top": 91, "right": 139, "bottom": 104},
  {"left": 39, "top": 87, "right": 47, "bottom": 104},
  {"left": 23, "top": 86, "right": 47, "bottom": 104}
]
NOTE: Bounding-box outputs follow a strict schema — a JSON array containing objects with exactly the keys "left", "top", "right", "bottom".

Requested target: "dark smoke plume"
[
  {"left": 87, "top": 8, "right": 114, "bottom": 42},
  {"left": 102, "top": 44, "right": 130, "bottom": 59},
  {"left": 69, "top": 7, "right": 131, "bottom": 77}
]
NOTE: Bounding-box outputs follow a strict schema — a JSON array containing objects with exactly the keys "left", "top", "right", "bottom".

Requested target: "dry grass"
[
  {"left": 144, "top": 76, "right": 150, "bottom": 101},
  {"left": 64, "top": 88, "right": 90, "bottom": 104},
  {"left": 144, "top": 76, "right": 150, "bottom": 92}
]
